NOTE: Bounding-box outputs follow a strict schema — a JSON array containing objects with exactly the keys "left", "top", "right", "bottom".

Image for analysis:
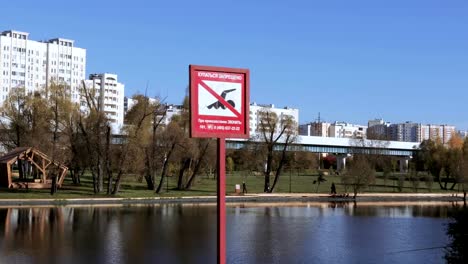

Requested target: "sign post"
[
  {"left": 217, "top": 137, "right": 225, "bottom": 264},
  {"left": 189, "top": 65, "right": 250, "bottom": 264}
]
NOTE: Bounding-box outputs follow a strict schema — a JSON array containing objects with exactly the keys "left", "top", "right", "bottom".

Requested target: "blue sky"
[{"left": 2, "top": 0, "right": 467, "bottom": 129}]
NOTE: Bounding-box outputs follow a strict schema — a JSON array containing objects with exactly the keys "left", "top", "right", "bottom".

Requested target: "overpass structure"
[{"left": 226, "top": 135, "right": 419, "bottom": 172}]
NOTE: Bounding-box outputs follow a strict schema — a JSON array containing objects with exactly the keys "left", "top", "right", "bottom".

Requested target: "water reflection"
[
  {"left": 0, "top": 205, "right": 217, "bottom": 264},
  {"left": 445, "top": 203, "right": 468, "bottom": 263},
  {"left": 0, "top": 207, "right": 64, "bottom": 262},
  {"left": 0, "top": 203, "right": 461, "bottom": 264}
]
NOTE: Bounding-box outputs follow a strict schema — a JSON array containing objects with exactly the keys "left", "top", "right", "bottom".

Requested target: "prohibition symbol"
[
  {"left": 189, "top": 64, "right": 249, "bottom": 139},
  {"left": 198, "top": 80, "right": 242, "bottom": 118}
]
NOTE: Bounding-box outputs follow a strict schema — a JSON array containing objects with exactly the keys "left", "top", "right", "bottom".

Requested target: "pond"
[{"left": 0, "top": 202, "right": 462, "bottom": 264}]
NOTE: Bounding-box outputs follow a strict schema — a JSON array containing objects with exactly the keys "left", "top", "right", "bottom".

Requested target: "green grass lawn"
[{"left": 0, "top": 170, "right": 457, "bottom": 199}]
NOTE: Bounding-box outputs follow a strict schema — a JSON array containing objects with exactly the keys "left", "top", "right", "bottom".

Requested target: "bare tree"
[
  {"left": 456, "top": 156, "right": 468, "bottom": 201},
  {"left": 0, "top": 88, "right": 27, "bottom": 149},
  {"left": 47, "top": 83, "right": 82, "bottom": 184},
  {"left": 255, "top": 109, "right": 297, "bottom": 193},
  {"left": 119, "top": 94, "right": 167, "bottom": 191},
  {"left": 182, "top": 138, "right": 214, "bottom": 190},
  {"left": 78, "top": 80, "right": 110, "bottom": 193},
  {"left": 342, "top": 155, "right": 376, "bottom": 199},
  {"left": 0, "top": 87, "right": 55, "bottom": 180},
  {"left": 155, "top": 122, "right": 184, "bottom": 193}
]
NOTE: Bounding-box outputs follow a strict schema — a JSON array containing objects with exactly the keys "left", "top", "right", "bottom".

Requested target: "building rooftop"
[{"left": 1, "top": 30, "right": 30, "bottom": 37}]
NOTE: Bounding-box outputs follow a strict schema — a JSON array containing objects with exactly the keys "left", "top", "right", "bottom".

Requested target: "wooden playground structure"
[{"left": 0, "top": 147, "right": 68, "bottom": 189}]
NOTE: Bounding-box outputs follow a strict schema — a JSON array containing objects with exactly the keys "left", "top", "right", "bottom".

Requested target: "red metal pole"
[{"left": 217, "top": 138, "right": 226, "bottom": 264}]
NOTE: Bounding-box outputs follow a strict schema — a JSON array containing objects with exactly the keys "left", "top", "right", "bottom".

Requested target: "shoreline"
[{"left": 0, "top": 193, "right": 464, "bottom": 206}]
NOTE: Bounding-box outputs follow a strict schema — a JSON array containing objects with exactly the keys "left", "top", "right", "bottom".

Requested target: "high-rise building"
[
  {"left": 368, "top": 118, "right": 385, "bottom": 127},
  {"left": 367, "top": 119, "right": 391, "bottom": 140},
  {"left": 421, "top": 124, "right": 455, "bottom": 144},
  {"left": 388, "top": 122, "right": 421, "bottom": 142},
  {"left": 380, "top": 122, "right": 456, "bottom": 144},
  {"left": 0, "top": 30, "right": 86, "bottom": 104},
  {"left": 123, "top": 96, "right": 135, "bottom": 115},
  {"left": 123, "top": 96, "right": 159, "bottom": 115},
  {"left": 123, "top": 97, "right": 182, "bottom": 126},
  {"left": 299, "top": 122, "right": 330, "bottom": 137},
  {"left": 328, "top": 122, "right": 367, "bottom": 139},
  {"left": 84, "top": 73, "right": 124, "bottom": 134},
  {"left": 458, "top": 130, "right": 468, "bottom": 139},
  {"left": 159, "top": 104, "right": 184, "bottom": 125},
  {"left": 249, "top": 102, "right": 299, "bottom": 137},
  {"left": 442, "top": 125, "right": 456, "bottom": 144}
]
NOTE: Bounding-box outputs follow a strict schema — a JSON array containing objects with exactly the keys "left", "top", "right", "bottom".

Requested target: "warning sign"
[{"left": 190, "top": 65, "right": 250, "bottom": 138}]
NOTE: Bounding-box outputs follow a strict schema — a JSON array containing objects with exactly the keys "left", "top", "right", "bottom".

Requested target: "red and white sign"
[{"left": 190, "top": 65, "right": 249, "bottom": 138}]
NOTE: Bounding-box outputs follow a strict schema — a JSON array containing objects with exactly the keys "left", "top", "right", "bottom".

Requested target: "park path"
[{"left": 0, "top": 192, "right": 463, "bottom": 206}]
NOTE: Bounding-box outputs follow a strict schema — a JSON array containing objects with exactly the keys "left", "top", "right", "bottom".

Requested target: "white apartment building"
[
  {"left": 163, "top": 104, "right": 184, "bottom": 125},
  {"left": 329, "top": 122, "right": 367, "bottom": 139},
  {"left": 124, "top": 97, "right": 182, "bottom": 126},
  {"left": 459, "top": 130, "right": 468, "bottom": 139},
  {"left": 299, "top": 122, "right": 330, "bottom": 137},
  {"left": 0, "top": 30, "right": 86, "bottom": 103},
  {"left": 123, "top": 97, "right": 135, "bottom": 115},
  {"left": 367, "top": 119, "right": 457, "bottom": 143},
  {"left": 249, "top": 102, "right": 299, "bottom": 137},
  {"left": 368, "top": 118, "right": 386, "bottom": 128},
  {"left": 84, "top": 73, "right": 124, "bottom": 134},
  {"left": 421, "top": 124, "right": 456, "bottom": 144},
  {"left": 123, "top": 96, "right": 159, "bottom": 115}
]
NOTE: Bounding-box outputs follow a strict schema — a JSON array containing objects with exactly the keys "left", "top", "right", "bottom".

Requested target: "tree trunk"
[
  {"left": 96, "top": 161, "right": 104, "bottom": 193},
  {"left": 185, "top": 142, "right": 210, "bottom": 190},
  {"left": 145, "top": 173, "right": 155, "bottom": 190},
  {"left": 78, "top": 169, "right": 84, "bottom": 184},
  {"left": 156, "top": 143, "right": 176, "bottom": 194},
  {"left": 144, "top": 150, "right": 155, "bottom": 190},
  {"left": 269, "top": 141, "right": 289, "bottom": 193},
  {"left": 264, "top": 173, "right": 270, "bottom": 193},
  {"left": 91, "top": 170, "right": 98, "bottom": 194},
  {"left": 444, "top": 174, "right": 449, "bottom": 190},
  {"left": 438, "top": 176, "right": 445, "bottom": 190},
  {"left": 71, "top": 168, "right": 83, "bottom": 184},
  {"left": 264, "top": 145, "right": 273, "bottom": 192},
  {"left": 112, "top": 170, "right": 124, "bottom": 195},
  {"left": 106, "top": 166, "right": 112, "bottom": 195},
  {"left": 146, "top": 113, "right": 158, "bottom": 190},
  {"left": 269, "top": 171, "right": 281, "bottom": 193},
  {"left": 70, "top": 170, "right": 76, "bottom": 184},
  {"left": 105, "top": 127, "right": 113, "bottom": 195},
  {"left": 185, "top": 160, "right": 201, "bottom": 190},
  {"left": 449, "top": 182, "right": 457, "bottom": 191},
  {"left": 92, "top": 155, "right": 104, "bottom": 193},
  {"left": 177, "top": 158, "right": 190, "bottom": 190}
]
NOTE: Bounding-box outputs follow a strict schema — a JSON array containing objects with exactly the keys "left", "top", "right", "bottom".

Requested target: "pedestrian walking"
[{"left": 330, "top": 182, "right": 336, "bottom": 195}]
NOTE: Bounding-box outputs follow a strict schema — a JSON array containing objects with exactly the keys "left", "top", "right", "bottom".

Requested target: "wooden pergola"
[{"left": 0, "top": 147, "right": 68, "bottom": 189}]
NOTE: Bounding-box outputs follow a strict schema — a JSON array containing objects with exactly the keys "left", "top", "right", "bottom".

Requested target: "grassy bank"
[{"left": 0, "top": 170, "right": 458, "bottom": 199}]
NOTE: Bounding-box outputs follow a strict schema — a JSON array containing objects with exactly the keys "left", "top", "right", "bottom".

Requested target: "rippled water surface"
[{"left": 0, "top": 202, "right": 459, "bottom": 264}]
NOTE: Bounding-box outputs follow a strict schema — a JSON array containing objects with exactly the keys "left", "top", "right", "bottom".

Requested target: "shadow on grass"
[{"left": 119, "top": 184, "right": 150, "bottom": 191}]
